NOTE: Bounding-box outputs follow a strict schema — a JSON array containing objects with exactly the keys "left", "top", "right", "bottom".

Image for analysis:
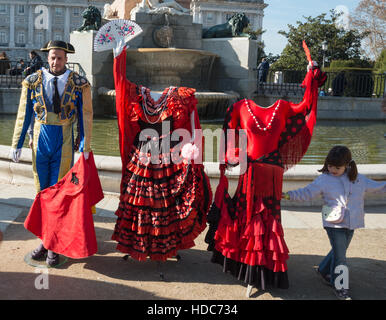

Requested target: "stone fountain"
[
  {"left": 70, "top": 3, "right": 243, "bottom": 118},
  {"left": 104, "top": 9, "right": 238, "bottom": 119}
]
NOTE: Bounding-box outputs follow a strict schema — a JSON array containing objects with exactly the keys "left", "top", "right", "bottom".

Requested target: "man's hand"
[{"left": 11, "top": 148, "right": 22, "bottom": 163}]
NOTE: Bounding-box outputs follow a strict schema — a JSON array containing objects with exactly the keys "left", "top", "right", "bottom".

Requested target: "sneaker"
[
  {"left": 314, "top": 267, "right": 332, "bottom": 287},
  {"left": 334, "top": 288, "right": 352, "bottom": 300}
]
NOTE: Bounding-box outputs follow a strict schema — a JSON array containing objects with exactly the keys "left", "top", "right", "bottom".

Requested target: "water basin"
[{"left": 1, "top": 115, "right": 385, "bottom": 164}]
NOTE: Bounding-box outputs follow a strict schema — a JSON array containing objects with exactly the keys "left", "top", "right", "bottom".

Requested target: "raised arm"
[
  {"left": 290, "top": 63, "right": 326, "bottom": 115},
  {"left": 286, "top": 175, "right": 324, "bottom": 202},
  {"left": 278, "top": 63, "right": 327, "bottom": 170},
  {"left": 113, "top": 45, "right": 139, "bottom": 174},
  {"left": 364, "top": 176, "right": 386, "bottom": 194}
]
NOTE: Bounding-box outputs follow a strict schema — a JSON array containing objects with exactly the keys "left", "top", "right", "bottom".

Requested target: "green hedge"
[
  {"left": 324, "top": 67, "right": 373, "bottom": 73},
  {"left": 374, "top": 49, "right": 386, "bottom": 73},
  {"left": 328, "top": 59, "right": 373, "bottom": 69}
]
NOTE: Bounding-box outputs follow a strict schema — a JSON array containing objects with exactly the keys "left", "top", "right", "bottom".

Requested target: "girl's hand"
[{"left": 282, "top": 192, "right": 290, "bottom": 200}]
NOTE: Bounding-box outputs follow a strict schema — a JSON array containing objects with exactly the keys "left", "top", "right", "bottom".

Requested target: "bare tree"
[{"left": 350, "top": 0, "right": 386, "bottom": 59}]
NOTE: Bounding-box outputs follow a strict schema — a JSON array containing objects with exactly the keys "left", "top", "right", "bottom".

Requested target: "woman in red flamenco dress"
[
  {"left": 205, "top": 60, "right": 326, "bottom": 293},
  {"left": 111, "top": 45, "right": 212, "bottom": 263}
]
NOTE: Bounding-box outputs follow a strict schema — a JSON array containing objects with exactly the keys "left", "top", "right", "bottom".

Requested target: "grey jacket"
[{"left": 287, "top": 172, "right": 386, "bottom": 230}]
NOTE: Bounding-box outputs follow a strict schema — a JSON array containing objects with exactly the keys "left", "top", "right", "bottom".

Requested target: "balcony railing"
[
  {"left": 256, "top": 70, "right": 386, "bottom": 98},
  {"left": 0, "top": 61, "right": 86, "bottom": 88}
]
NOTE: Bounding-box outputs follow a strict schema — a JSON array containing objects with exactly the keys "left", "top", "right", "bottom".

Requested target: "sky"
[{"left": 262, "top": 0, "right": 361, "bottom": 56}]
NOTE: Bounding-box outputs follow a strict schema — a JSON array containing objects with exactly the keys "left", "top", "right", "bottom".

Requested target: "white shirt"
[
  {"left": 288, "top": 173, "right": 386, "bottom": 230},
  {"left": 42, "top": 67, "right": 71, "bottom": 104}
]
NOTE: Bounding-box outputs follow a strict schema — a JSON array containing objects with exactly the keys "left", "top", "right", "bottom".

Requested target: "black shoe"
[
  {"left": 314, "top": 267, "right": 332, "bottom": 287},
  {"left": 31, "top": 243, "right": 48, "bottom": 260},
  {"left": 46, "top": 251, "right": 59, "bottom": 267},
  {"left": 334, "top": 288, "right": 352, "bottom": 300}
]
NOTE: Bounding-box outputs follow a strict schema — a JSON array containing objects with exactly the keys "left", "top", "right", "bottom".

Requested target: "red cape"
[{"left": 24, "top": 152, "right": 104, "bottom": 259}]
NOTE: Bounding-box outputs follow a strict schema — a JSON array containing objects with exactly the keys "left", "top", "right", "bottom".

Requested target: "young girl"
[{"left": 283, "top": 145, "right": 386, "bottom": 300}]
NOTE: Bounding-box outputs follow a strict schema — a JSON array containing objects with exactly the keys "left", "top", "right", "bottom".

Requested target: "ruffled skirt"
[
  {"left": 112, "top": 145, "right": 212, "bottom": 261},
  {"left": 205, "top": 163, "right": 289, "bottom": 289}
]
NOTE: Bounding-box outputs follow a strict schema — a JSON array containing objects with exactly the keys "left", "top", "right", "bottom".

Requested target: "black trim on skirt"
[{"left": 210, "top": 249, "right": 289, "bottom": 290}]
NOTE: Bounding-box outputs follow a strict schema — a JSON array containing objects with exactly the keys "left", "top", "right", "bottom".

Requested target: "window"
[
  {"left": 226, "top": 13, "right": 234, "bottom": 21},
  {"left": 73, "top": 7, "right": 80, "bottom": 17},
  {"left": 17, "top": 5, "right": 25, "bottom": 15},
  {"left": 16, "top": 31, "right": 25, "bottom": 47},
  {"left": 0, "top": 31, "right": 7, "bottom": 45},
  {"left": 17, "top": 32, "right": 25, "bottom": 44},
  {"left": 36, "top": 32, "right": 44, "bottom": 46},
  {"left": 54, "top": 33, "right": 62, "bottom": 41},
  {"left": 206, "top": 12, "right": 213, "bottom": 22},
  {"left": 55, "top": 7, "right": 63, "bottom": 16},
  {"left": 0, "top": 4, "right": 7, "bottom": 14}
]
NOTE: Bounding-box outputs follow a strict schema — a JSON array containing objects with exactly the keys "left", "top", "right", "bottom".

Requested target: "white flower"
[{"left": 181, "top": 143, "right": 199, "bottom": 161}]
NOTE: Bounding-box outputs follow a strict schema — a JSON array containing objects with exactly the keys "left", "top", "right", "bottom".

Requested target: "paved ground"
[{"left": 0, "top": 182, "right": 385, "bottom": 301}]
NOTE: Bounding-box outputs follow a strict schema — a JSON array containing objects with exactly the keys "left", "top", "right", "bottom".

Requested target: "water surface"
[{"left": 1, "top": 115, "right": 385, "bottom": 164}]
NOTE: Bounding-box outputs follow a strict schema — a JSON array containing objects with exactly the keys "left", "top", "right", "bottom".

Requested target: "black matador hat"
[{"left": 41, "top": 40, "right": 75, "bottom": 54}]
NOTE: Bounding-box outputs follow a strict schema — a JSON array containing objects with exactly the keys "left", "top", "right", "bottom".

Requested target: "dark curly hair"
[{"left": 318, "top": 145, "right": 358, "bottom": 182}]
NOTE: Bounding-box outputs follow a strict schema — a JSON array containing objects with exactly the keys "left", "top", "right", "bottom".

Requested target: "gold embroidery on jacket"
[{"left": 23, "top": 71, "right": 90, "bottom": 124}]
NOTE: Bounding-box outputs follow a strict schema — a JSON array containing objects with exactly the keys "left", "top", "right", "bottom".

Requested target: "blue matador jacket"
[{"left": 11, "top": 69, "right": 93, "bottom": 192}]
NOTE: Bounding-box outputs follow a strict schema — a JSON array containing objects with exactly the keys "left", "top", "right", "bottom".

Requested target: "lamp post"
[{"left": 322, "top": 41, "right": 328, "bottom": 69}]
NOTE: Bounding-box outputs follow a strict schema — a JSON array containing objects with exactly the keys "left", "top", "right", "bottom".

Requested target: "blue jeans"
[{"left": 318, "top": 227, "right": 354, "bottom": 287}]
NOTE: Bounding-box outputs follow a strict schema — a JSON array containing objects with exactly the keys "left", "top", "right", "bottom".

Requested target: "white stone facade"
[
  {"left": 190, "top": 0, "right": 267, "bottom": 40},
  {"left": 0, "top": 0, "right": 267, "bottom": 59},
  {"left": 0, "top": 0, "right": 113, "bottom": 60}
]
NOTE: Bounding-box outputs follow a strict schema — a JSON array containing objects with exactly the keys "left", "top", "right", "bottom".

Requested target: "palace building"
[
  {"left": 190, "top": 0, "right": 267, "bottom": 33},
  {"left": 0, "top": 0, "right": 112, "bottom": 60},
  {"left": 0, "top": 0, "right": 267, "bottom": 61}
]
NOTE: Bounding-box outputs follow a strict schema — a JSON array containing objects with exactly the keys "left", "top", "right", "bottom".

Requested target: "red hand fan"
[{"left": 302, "top": 40, "right": 312, "bottom": 63}]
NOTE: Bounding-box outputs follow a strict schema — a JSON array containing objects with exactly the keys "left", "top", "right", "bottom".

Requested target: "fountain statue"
[
  {"left": 131, "top": 0, "right": 189, "bottom": 17},
  {"left": 202, "top": 13, "right": 251, "bottom": 38},
  {"left": 103, "top": 0, "right": 189, "bottom": 21},
  {"left": 101, "top": 6, "right": 239, "bottom": 118},
  {"left": 103, "top": 0, "right": 142, "bottom": 20},
  {"left": 71, "top": 2, "right": 244, "bottom": 118},
  {"left": 77, "top": 6, "right": 102, "bottom": 31}
]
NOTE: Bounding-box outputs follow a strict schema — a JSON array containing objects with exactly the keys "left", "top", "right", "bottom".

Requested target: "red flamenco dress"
[
  {"left": 111, "top": 47, "right": 212, "bottom": 261},
  {"left": 205, "top": 66, "right": 326, "bottom": 289}
]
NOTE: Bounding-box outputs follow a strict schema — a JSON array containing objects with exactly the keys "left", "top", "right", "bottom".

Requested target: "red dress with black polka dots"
[{"left": 206, "top": 67, "right": 327, "bottom": 290}]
